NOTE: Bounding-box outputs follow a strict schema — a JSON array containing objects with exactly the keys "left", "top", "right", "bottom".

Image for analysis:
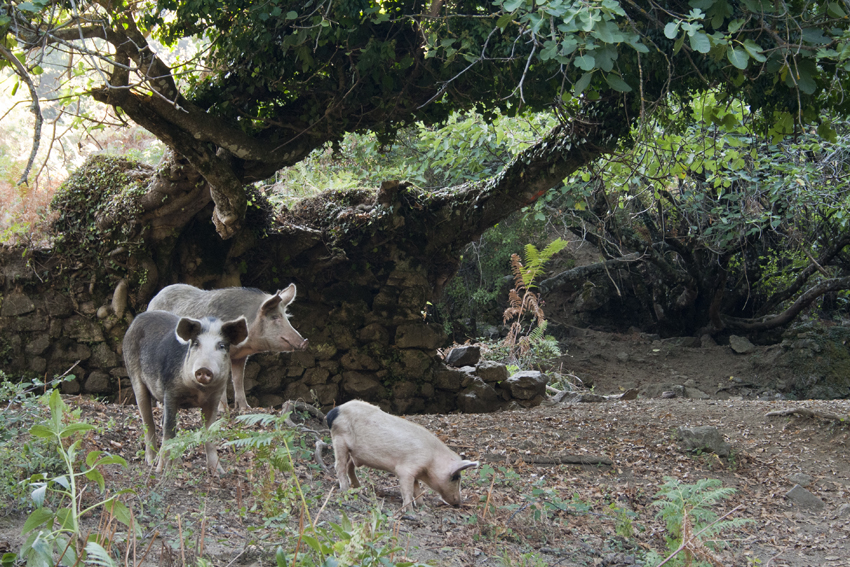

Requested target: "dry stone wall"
[{"left": 0, "top": 248, "right": 548, "bottom": 414}]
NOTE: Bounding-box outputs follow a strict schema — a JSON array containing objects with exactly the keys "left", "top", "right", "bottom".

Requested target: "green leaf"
[
  {"left": 503, "top": 0, "right": 524, "bottom": 11},
  {"left": 85, "top": 468, "right": 105, "bottom": 492},
  {"left": 22, "top": 508, "right": 54, "bottom": 535},
  {"left": 664, "top": 22, "right": 679, "bottom": 39},
  {"left": 742, "top": 39, "right": 766, "bottom": 62},
  {"left": 689, "top": 31, "right": 711, "bottom": 53},
  {"left": 817, "top": 122, "right": 837, "bottom": 142},
  {"left": 605, "top": 74, "right": 632, "bottom": 92},
  {"left": 828, "top": 2, "right": 848, "bottom": 18},
  {"left": 726, "top": 46, "right": 749, "bottom": 69},
  {"left": 29, "top": 425, "right": 54, "bottom": 439},
  {"left": 59, "top": 422, "right": 95, "bottom": 438},
  {"left": 285, "top": 11, "right": 297, "bottom": 20},
  {"left": 105, "top": 499, "right": 134, "bottom": 527},
  {"left": 1, "top": 553, "right": 17, "bottom": 567},
  {"left": 573, "top": 72, "right": 593, "bottom": 95},
  {"left": 673, "top": 34, "right": 686, "bottom": 54},
  {"left": 574, "top": 54, "right": 596, "bottom": 71},
  {"left": 496, "top": 13, "right": 513, "bottom": 29}
]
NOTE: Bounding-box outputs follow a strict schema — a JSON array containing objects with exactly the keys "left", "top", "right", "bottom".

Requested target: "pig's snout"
[
  {"left": 195, "top": 367, "right": 214, "bottom": 384},
  {"left": 283, "top": 337, "right": 308, "bottom": 350}
]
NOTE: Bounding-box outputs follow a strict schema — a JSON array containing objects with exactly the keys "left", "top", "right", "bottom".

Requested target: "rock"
[
  {"left": 84, "top": 371, "right": 111, "bottom": 393},
  {"left": 457, "top": 378, "right": 502, "bottom": 413},
  {"left": 786, "top": 473, "right": 813, "bottom": 488},
  {"left": 392, "top": 380, "right": 418, "bottom": 399},
  {"left": 358, "top": 323, "right": 390, "bottom": 345},
  {"left": 341, "top": 371, "right": 384, "bottom": 399},
  {"left": 90, "top": 343, "right": 120, "bottom": 368},
  {"left": 25, "top": 334, "right": 51, "bottom": 356},
  {"left": 63, "top": 316, "right": 105, "bottom": 342},
  {"left": 683, "top": 386, "right": 710, "bottom": 399},
  {"left": 434, "top": 366, "right": 466, "bottom": 391},
  {"left": 476, "top": 360, "right": 509, "bottom": 383},
  {"left": 677, "top": 426, "right": 731, "bottom": 457},
  {"left": 394, "top": 323, "right": 445, "bottom": 349},
  {"left": 784, "top": 484, "right": 825, "bottom": 512},
  {"left": 445, "top": 345, "right": 481, "bottom": 367},
  {"left": 312, "top": 384, "right": 339, "bottom": 406},
  {"left": 112, "top": 279, "right": 129, "bottom": 319},
  {"left": 504, "top": 371, "right": 548, "bottom": 400},
  {"left": 729, "top": 335, "right": 756, "bottom": 354},
  {"left": 303, "top": 367, "right": 331, "bottom": 385},
  {"left": 1, "top": 291, "right": 35, "bottom": 316}
]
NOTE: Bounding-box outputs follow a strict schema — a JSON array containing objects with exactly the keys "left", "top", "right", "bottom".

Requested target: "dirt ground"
[{"left": 1, "top": 330, "right": 849, "bottom": 567}]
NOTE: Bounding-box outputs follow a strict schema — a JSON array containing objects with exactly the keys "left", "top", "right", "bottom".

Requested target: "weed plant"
[
  {"left": 0, "top": 372, "right": 76, "bottom": 510},
  {"left": 643, "top": 477, "right": 753, "bottom": 567},
  {"left": 15, "top": 390, "right": 136, "bottom": 567}
]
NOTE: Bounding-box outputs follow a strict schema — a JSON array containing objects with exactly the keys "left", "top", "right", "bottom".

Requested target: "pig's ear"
[
  {"left": 260, "top": 293, "right": 283, "bottom": 315},
  {"left": 222, "top": 316, "right": 249, "bottom": 346},
  {"left": 277, "top": 284, "right": 297, "bottom": 306},
  {"left": 450, "top": 460, "right": 479, "bottom": 477},
  {"left": 175, "top": 317, "right": 202, "bottom": 344}
]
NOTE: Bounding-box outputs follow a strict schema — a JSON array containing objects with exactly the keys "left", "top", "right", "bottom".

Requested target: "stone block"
[
  {"left": 505, "top": 371, "right": 548, "bottom": 400},
  {"left": 395, "top": 323, "right": 445, "bottom": 350},
  {"left": 1, "top": 291, "right": 35, "bottom": 316},
  {"left": 304, "top": 367, "right": 331, "bottom": 386},
  {"left": 476, "top": 360, "right": 509, "bottom": 383},
  {"left": 457, "top": 378, "right": 502, "bottom": 413},
  {"left": 84, "top": 371, "right": 111, "bottom": 393},
  {"left": 342, "top": 371, "right": 384, "bottom": 399},
  {"left": 445, "top": 345, "right": 481, "bottom": 367},
  {"left": 90, "top": 343, "right": 120, "bottom": 368},
  {"left": 358, "top": 323, "right": 390, "bottom": 345},
  {"left": 677, "top": 426, "right": 731, "bottom": 457},
  {"left": 434, "top": 367, "right": 466, "bottom": 391},
  {"left": 64, "top": 316, "right": 105, "bottom": 342}
]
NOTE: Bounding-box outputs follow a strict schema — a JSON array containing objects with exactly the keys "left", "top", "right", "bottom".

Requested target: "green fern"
[{"left": 647, "top": 477, "right": 753, "bottom": 566}]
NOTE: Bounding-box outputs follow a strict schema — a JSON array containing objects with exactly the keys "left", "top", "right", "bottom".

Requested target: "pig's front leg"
[
  {"left": 397, "top": 469, "right": 419, "bottom": 509},
  {"left": 223, "top": 356, "right": 251, "bottom": 412},
  {"left": 157, "top": 396, "right": 180, "bottom": 473},
  {"left": 201, "top": 401, "right": 224, "bottom": 475}
]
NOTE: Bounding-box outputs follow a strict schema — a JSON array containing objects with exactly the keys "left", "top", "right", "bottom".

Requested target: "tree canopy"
[{"left": 3, "top": 0, "right": 850, "bottom": 238}]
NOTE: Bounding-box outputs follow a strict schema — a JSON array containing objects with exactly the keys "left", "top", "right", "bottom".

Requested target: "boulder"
[
  {"left": 457, "top": 378, "right": 502, "bottom": 413},
  {"left": 729, "top": 335, "right": 756, "bottom": 354},
  {"left": 676, "top": 426, "right": 731, "bottom": 457},
  {"left": 445, "top": 345, "right": 481, "bottom": 367},
  {"left": 504, "top": 371, "right": 548, "bottom": 400}
]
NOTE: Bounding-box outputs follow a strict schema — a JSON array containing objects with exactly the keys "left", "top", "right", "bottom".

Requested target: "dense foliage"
[{"left": 3, "top": 0, "right": 850, "bottom": 238}]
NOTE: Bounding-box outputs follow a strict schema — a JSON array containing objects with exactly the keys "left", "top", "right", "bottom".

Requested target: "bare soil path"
[{"left": 1, "top": 333, "right": 849, "bottom": 567}]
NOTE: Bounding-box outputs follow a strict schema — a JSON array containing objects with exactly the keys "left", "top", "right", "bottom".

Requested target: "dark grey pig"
[
  {"left": 148, "top": 284, "right": 308, "bottom": 410},
  {"left": 123, "top": 310, "right": 248, "bottom": 474}
]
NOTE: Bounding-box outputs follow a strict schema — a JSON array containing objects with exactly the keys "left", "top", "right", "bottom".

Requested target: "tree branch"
[{"left": 0, "top": 44, "right": 42, "bottom": 186}]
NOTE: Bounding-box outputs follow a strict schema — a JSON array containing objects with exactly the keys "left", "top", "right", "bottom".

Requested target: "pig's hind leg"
[
  {"left": 133, "top": 383, "right": 158, "bottom": 467},
  {"left": 332, "top": 441, "right": 359, "bottom": 490}
]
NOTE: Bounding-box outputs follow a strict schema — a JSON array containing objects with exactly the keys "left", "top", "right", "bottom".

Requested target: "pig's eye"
[
  {"left": 271, "top": 314, "right": 281, "bottom": 321},
  {"left": 217, "top": 342, "right": 227, "bottom": 350},
  {"left": 190, "top": 340, "right": 199, "bottom": 348}
]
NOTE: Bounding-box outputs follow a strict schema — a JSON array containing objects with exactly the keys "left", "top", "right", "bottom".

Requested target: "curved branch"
[
  {"left": 0, "top": 44, "right": 42, "bottom": 186},
  {"left": 722, "top": 276, "right": 850, "bottom": 331},
  {"left": 754, "top": 233, "right": 850, "bottom": 317}
]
